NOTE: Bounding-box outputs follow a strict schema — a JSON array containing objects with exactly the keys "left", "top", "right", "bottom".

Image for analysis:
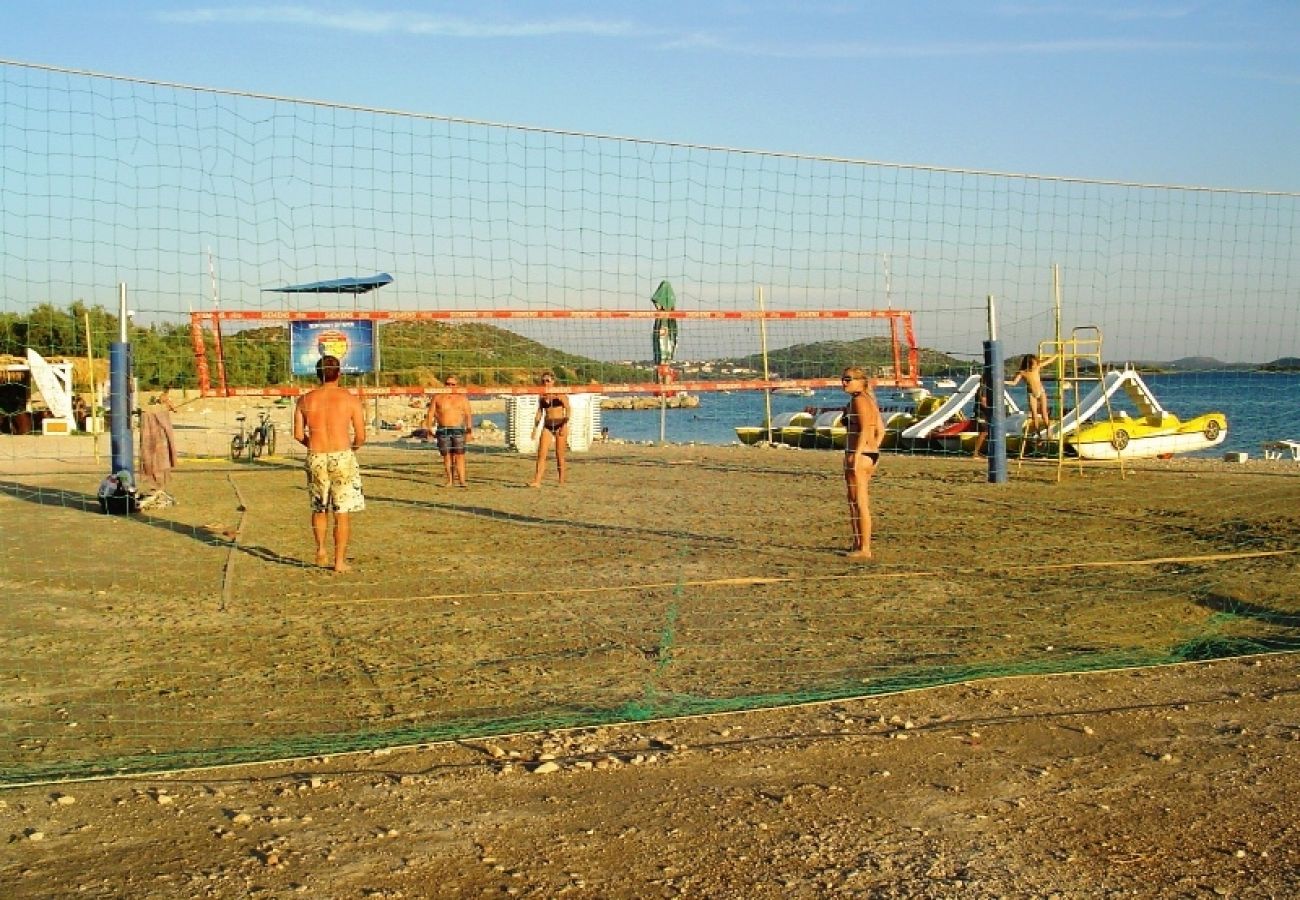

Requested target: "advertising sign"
[{"left": 290, "top": 319, "right": 376, "bottom": 376}]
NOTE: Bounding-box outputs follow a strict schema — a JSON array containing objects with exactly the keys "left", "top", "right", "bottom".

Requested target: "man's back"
[{"left": 296, "top": 385, "right": 365, "bottom": 453}]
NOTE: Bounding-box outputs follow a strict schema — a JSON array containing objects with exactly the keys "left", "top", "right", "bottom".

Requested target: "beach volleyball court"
[{"left": 2, "top": 444, "right": 1297, "bottom": 784}]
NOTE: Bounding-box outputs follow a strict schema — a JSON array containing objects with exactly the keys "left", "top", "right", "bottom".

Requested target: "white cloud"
[
  {"left": 658, "top": 35, "right": 1224, "bottom": 60},
  {"left": 159, "top": 4, "right": 1236, "bottom": 60},
  {"left": 159, "top": 6, "right": 643, "bottom": 39},
  {"left": 994, "top": 3, "right": 1200, "bottom": 22}
]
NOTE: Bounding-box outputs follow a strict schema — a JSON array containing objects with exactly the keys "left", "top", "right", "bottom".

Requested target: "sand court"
[{"left": 2, "top": 432, "right": 1298, "bottom": 785}]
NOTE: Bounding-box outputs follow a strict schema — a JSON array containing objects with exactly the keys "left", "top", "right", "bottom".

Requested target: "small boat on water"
[
  {"left": 772, "top": 387, "right": 815, "bottom": 396},
  {"left": 736, "top": 388, "right": 936, "bottom": 450},
  {"left": 877, "top": 387, "right": 935, "bottom": 447},
  {"left": 906, "top": 367, "right": 1227, "bottom": 459},
  {"left": 1064, "top": 410, "right": 1226, "bottom": 459},
  {"left": 813, "top": 409, "right": 847, "bottom": 449},
  {"left": 784, "top": 408, "right": 847, "bottom": 449},
  {"left": 735, "top": 410, "right": 813, "bottom": 445},
  {"left": 1045, "top": 369, "right": 1226, "bottom": 459},
  {"left": 934, "top": 377, "right": 958, "bottom": 390}
]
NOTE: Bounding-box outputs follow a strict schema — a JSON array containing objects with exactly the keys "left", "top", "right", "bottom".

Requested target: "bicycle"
[{"left": 230, "top": 409, "right": 277, "bottom": 461}]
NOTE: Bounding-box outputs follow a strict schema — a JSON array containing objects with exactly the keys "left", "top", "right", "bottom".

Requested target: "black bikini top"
[
  {"left": 843, "top": 392, "right": 863, "bottom": 425},
  {"left": 540, "top": 396, "right": 565, "bottom": 409}
]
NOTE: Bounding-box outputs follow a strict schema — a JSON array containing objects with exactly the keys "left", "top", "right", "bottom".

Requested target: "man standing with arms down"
[
  {"left": 293, "top": 355, "right": 367, "bottom": 572},
  {"left": 423, "top": 374, "right": 474, "bottom": 487}
]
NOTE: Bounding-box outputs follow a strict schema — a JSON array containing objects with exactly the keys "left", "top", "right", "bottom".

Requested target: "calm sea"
[{"left": 565, "top": 371, "right": 1298, "bottom": 457}]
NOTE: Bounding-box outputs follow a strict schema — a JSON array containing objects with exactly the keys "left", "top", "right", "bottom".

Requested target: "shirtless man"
[
  {"left": 423, "top": 375, "right": 474, "bottom": 487},
  {"left": 1007, "top": 353, "right": 1058, "bottom": 435},
  {"left": 293, "top": 355, "right": 367, "bottom": 572}
]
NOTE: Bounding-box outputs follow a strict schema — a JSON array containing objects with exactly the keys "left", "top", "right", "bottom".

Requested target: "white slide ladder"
[{"left": 1048, "top": 368, "right": 1164, "bottom": 439}]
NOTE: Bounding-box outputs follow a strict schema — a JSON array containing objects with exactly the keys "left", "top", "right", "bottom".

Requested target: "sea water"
[{"left": 585, "top": 371, "right": 1298, "bottom": 457}]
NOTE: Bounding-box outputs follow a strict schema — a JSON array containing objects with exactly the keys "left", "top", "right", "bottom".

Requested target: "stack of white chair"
[{"left": 505, "top": 393, "right": 603, "bottom": 453}]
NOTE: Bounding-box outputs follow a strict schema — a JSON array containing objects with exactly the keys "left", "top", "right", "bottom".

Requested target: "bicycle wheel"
[
  {"left": 230, "top": 434, "right": 245, "bottom": 461},
  {"left": 264, "top": 424, "right": 277, "bottom": 456},
  {"left": 250, "top": 427, "right": 264, "bottom": 459}
]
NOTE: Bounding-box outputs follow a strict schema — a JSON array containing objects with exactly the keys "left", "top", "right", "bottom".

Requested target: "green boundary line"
[{"left": 5, "top": 634, "right": 1297, "bottom": 787}]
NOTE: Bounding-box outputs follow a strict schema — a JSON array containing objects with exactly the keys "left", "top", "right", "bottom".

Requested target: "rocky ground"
[
  {"left": 0, "top": 411, "right": 1297, "bottom": 898},
  {"left": 1, "top": 656, "right": 1297, "bottom": 898}
]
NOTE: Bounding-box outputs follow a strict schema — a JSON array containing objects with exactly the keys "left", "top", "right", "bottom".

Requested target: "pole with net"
[{"left": 109, "top": 283, "right": 134, "bottom": 477}]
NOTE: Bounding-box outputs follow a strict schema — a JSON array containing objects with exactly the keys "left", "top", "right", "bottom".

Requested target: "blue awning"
[{"left": 263, "top": 273, "right": 393, "bottom": 294}]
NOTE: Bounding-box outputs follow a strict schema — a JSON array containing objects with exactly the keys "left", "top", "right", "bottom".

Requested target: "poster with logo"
[{"left": 290, "top": 320, "right": 376, "bottom": 376}]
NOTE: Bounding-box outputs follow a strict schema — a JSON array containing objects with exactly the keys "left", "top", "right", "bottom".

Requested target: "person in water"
[
  {"left": 528, "top": 371, "right": 570, "bottom": 487},
  {"left": 840, "top": 366, "right": 886, "bottom": 561}
]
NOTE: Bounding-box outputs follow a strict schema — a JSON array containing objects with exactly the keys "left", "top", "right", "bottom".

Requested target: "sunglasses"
[
  {"left": 840, "top": 375, "right": 858, "bottom": 383},
  {"left": 445, "top": 381, "right": 458, "bottom": 386}
]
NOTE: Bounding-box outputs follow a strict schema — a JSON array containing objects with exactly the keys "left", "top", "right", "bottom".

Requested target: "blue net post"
[
  {"left": 109, "top": 341, "right": 134, "bottom": 476},
  {"left": 984, "top": 339, "right": 1006, "bottom": 483}
]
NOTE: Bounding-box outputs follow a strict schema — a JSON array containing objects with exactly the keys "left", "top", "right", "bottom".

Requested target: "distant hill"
[
  {"left": 1159, "top": 356, "right": 1265, "bottom": 372},
  {"left": 1263, "top": 357, "right": 1300, "bottom": 371},
  {"left": 1164, "top": 356, "right": 1229, "bottom": 371},
  {"left": 377, "top": 321, "right": 643, "bottom": 386},
  {"left": 718, "top": 337, "right": 967, "bottom": 379},
  {"left": 219, "top": 321, "right": 644, "bottom": 387}
]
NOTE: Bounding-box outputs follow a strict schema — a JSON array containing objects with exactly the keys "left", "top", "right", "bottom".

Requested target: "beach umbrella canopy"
[
  {"left": 651, "top": 280, "right": 677, "bottom": 368},
  {"left": 263, "top": 273, "right": 394, "bottom": 294}
]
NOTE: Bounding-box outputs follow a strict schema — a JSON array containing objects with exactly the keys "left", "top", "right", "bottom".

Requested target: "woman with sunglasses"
[
  {"left": 528, "top": 371, "right": 570, "bottom": 487},
  {"left": 841, "top": 366, "right": 886, "bottom": 560}
]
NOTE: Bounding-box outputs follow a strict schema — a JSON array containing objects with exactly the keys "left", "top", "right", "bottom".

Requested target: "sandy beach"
[{"left": 0, "top": 405, "right": 1298, "bottom": 897}]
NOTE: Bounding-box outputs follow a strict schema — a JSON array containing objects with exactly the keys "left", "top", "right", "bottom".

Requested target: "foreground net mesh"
[{"left": 1, "top": 59, "right": 1298, "bottom": 784}]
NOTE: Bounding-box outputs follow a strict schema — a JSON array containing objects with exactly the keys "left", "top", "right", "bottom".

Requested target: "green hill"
[
  {"left": 1263, "top": 357, "right": 1300, "bottom": 371},
  {"left": 718, "top": 337, "right": 968, "bottom": 379},
  {"left": 221, "top": 321, "right": 645, "bottom": 387}
]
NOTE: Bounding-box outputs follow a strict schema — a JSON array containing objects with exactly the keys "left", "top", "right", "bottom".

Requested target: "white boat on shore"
[{"left": 1051, "top": 369, "right": 1227, "bottom": 459}]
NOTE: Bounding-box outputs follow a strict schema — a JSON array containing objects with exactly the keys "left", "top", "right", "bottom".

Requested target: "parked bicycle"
[{"left": 230, "top": 409, "right": 277, "bottom": 461}]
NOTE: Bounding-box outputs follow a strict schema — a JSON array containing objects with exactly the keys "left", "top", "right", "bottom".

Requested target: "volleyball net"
[{"left": 1, "top": 59, "right": 1299, "bottom": 784}]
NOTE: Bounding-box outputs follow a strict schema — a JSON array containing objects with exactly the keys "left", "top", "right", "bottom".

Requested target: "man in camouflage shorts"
[{"left": 293, "top": 355, "right": 367, "bottom": 572}]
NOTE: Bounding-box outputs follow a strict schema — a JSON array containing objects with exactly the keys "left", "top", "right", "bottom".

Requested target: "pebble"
[
  {"left": 532, "top": 761, "right": 561, "bottom": 775},
  {"left": 54, "top": 794, "right": 76, "bottom": 806}
]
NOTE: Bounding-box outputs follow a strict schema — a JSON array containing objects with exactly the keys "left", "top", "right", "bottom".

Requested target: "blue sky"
[
  {"left": 2, "top": 1, "right": 1298, "bottom": 190},
  {"left": 1, "top": 4, "right": 1297, "bottom": 364}
]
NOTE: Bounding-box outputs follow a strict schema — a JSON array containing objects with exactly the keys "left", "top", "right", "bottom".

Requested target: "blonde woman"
[
  {"left": 527, "top": 371, "right": 570, "bottom": 487},
  {"left": 841, "top": 366, "right": 886, "bottom": 560}
]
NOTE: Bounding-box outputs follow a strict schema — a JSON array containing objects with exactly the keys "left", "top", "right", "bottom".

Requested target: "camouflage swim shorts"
[{"left": 305, "top": 450, "right": 365, "bottom": 514}]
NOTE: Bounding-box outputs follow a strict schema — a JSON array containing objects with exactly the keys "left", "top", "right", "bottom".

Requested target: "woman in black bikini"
[
  {"left": 841, "top": 366, "right": 886, "bottom": 560},
  {"left": 528, "top": 371, "right": 570, "bottom": 487}
]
